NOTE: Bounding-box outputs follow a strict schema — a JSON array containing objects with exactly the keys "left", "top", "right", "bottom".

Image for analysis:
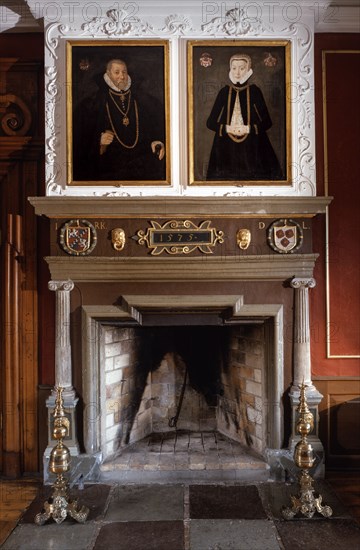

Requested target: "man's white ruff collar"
[{"left": 104, "top": 72, "right": 132, "bottom": 92}]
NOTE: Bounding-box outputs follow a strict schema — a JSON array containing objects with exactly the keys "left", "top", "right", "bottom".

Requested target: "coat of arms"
[
  {"left": 267, "top": 219, "right": 303, "bottom": 254},
  {"left": 59, "top": 219, "right": 97, "bottom": 256}
]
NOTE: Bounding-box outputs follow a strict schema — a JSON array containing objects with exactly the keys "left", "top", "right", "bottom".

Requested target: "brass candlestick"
[
  {"left": 282, "top": 383, "right": 333, "bottom": 519},
  {"left": 35, "top": 386, "right": 89, "bottom": 525}
]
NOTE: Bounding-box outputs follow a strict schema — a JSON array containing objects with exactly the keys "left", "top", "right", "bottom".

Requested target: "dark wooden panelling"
[
  {"left": 315, "top": 378, "right": 360, "bottom": 468},
  {"left": 0, "top": 34, "right": 44, "bottom": 476}
]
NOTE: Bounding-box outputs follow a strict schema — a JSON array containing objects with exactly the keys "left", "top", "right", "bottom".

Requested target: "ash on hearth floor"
[
  {"left": 3, "top": 481, "right": 360, "bottom": 550},
  {"left": 100, "top": 430, "right": 269, "bottom": 483}
]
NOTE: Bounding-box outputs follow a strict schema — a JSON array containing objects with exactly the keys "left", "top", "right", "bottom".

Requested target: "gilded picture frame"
[
  {"left": 66, "top": 40, "right": 170, "bottom": 186},
  {"left": 188, "top": 40, "right": 291, "bottom": 186}
]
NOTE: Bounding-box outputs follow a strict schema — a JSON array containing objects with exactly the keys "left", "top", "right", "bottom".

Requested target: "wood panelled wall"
[
  {"left": 312, "top": 34, "right": 360, "bottom": 468},
  {"left": 316, "top": 379, "right": 360, "bottom": 469},
  {"left": 0, "top": 34, "right": 45, "bottom": 476}
]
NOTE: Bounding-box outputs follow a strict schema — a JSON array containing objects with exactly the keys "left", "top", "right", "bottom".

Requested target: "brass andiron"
[
  {"left": 282, "top": 383, "right": 333, "bottom": 519},
  {"left": 35, "top": 386, "right": 89, "bottom": 525}
]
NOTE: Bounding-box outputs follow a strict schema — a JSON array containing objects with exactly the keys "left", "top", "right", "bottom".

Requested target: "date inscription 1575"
[{"left": 136, "top": 220, "right": 225, "bottom": 255}]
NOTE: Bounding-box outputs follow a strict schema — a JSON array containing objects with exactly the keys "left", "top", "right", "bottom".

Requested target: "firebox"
[{"left": 101, "top": 324, "right": 266, "bottom": 457}]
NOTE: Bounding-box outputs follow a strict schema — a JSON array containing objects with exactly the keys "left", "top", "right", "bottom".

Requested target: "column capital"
[
  {"left": 290, "top": 277, "right": 316, "bottom": 290},
  {"left": 48, "top": 280, "right": 74, "bottom": 292}
]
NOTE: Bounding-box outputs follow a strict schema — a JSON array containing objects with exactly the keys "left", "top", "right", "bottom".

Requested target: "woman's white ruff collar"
[{"left": 229, "top": 68, "right": 253, "bottom": 85}]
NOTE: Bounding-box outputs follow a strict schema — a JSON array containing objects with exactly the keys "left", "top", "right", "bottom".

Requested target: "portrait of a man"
[
  {"left": 67, "top": 41, "right": 170, "bottom": 185},
  {"left": 188, "top": 40, "right": 291, "bottom": 185}
]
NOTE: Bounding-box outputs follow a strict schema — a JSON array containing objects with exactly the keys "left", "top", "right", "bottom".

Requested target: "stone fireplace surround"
[{"left": 30, "top": 196, "right": 331, "bottom": 481}]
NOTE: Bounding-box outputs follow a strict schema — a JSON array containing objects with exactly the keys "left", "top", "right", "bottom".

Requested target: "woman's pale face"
[
  {"left": 107, "top": 62, "right": 128, "bottom": 89},
  {"left": 230, "top": 59, "right": 249, "bottom": 81}
]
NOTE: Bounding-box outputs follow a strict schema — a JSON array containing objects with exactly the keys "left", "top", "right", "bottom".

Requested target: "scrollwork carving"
[
  {"left": 290, "top": 278, "right": 316, "bottom": 290},
  {"left": 0, "top": 94, "right": 31, "bottom": 136},
  {"left": 45, "top": 67, "right": 59, "bottom": 101},
  {"left": 45, "top": 23, "right": 61, "bottom": 60},
  {"left": 277, "top": 22, "right": 315, "bottom": 195},
  {"left": 161, "top": 14, "right": 194, "bottom": 34},
  {"left": 297, "top": 133, "right": 316, "bottom": 196},
  {"left": 45, "top": 65, "right": 62, "bottom": 194},
  {"left": 299, "top": 100, "right": 312, "bottom": 131},
  {"left": 81, "top": 8, "right": 154, "bottom": 36},
  {"left": 202, "top": 7, "right": 273, "bottom": 36},
  {"left": 48, "top": 280, "right": 75, "bottom": 293},
  {"left": 289, "top": 23, "right": 313, "bottom": 95}
]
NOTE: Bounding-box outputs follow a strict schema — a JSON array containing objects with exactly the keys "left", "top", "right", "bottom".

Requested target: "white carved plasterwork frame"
[{"left": 44, "top": 1, "right": 316, "bottom": 197}]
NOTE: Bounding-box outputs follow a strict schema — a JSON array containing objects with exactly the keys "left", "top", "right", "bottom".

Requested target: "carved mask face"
[{"left": 237, "top": 228, "right": 251, "bottom": 249}]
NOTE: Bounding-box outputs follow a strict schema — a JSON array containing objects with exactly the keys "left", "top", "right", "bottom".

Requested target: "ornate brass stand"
[
  {"left": 282, "top": 383, "right": 333, "bottom": 520},
  {"left": 35, "top": 387, "right": 89, "bottom": 525}
]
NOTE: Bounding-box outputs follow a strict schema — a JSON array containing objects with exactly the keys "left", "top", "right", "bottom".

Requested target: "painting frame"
[
  {"left": 187, "top": 40, "right": 292, "bottom": 186},
  {"left": 66, "top": 39, "right": 170, "bottom": 186}
]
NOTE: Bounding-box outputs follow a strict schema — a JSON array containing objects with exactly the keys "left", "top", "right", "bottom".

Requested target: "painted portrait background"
[
  {"left": 188, "top": 41, "right": 290, "bottom": 185},
  {"left": 67, "top": 41, "right": 169, "bottom": 185}
]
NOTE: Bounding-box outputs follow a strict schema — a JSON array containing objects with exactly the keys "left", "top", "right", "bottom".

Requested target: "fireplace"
[{"left": 29, "top": 196, "right": 330, "bottom": 482}]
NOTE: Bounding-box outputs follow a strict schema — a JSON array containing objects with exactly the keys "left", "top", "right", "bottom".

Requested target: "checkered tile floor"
[{"left": 3, "top": 481, "right": 360, "bottom": 549}]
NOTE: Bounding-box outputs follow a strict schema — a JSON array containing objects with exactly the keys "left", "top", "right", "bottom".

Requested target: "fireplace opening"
[
  {"left": 80, "top": 298, "right": 283, "bottom": 481},
  {"left": 100, "top": 323, "right": 269, "bottom": 466}
]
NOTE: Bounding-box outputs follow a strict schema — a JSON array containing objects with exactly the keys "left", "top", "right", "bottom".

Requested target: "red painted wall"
[{"left": 312, "top": 34, "right": 360, "bottom": 377}]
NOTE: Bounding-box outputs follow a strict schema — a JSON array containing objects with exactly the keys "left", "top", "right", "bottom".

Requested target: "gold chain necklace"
[
  {"left": 106, "top": 100, "right": 139, "bottom": 149},
  {"left": 109, "top": 88, "right": 131, "bottom": 126}
]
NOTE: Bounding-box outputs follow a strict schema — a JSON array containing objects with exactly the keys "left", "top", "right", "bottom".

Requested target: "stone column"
[
  {"left": 49, "top": 280, "right": 76, "bottom": 398},
  {"left": 289, "top": 278, "right": 324, "bottom": 474},
  {"left": 45, "top": 280, "right": 79, "bottom": 466},
  {"left": 290, "top": 278, "right": 316, "bottom": 390}
]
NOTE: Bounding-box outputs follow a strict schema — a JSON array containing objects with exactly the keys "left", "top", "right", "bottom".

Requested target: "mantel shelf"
[
  {"left": 45, "top": 253, "right": 319, "bottom": 283},
  {"left": 29, "top": 196, "right": 332, "bottom": 218}
]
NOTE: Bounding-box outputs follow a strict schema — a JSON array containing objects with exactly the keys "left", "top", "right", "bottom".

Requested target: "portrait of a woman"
[
  {"left": 188, "top": 41, "right": 290, "bottom": 185},
  {"left": 206, "top": 53, "right": 282, "bottom": 181}
]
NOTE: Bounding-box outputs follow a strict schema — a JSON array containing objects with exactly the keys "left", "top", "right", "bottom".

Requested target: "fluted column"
[
  {"left": 290, "top": 277, "right": 316, "bottom": 391},
  {"left": 44, "top": 280, "right": 79, "bottom": 468},
  {"left": 48, "top": 280, "right": 76, "bottom": 399},
  {"left": 289, "top": 278, "right": 324, "bottom": 473}
]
